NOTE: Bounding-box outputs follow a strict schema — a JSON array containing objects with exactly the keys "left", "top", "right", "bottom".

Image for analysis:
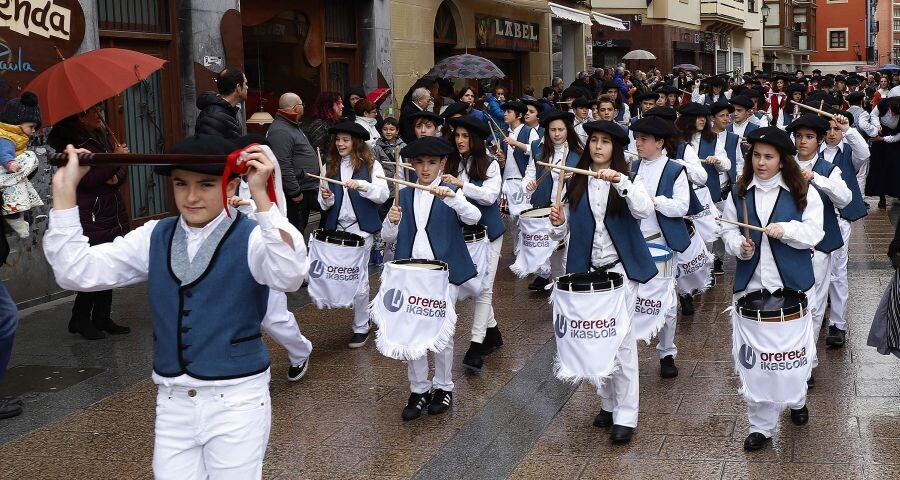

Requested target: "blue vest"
[
  {"left": 506, "top": 125, "right": 534, "bottom": 177},
  {"left": 672, "top": 142, "right": 705, "bottom": 215},
  {"left": 728, "top": 122, "right": 759, "bottom": 157},
  {"left": 529, "top": 140, "right": 581, "bottom": 207},
  {"left": 809, "top": 157, "right": 844, "bottom": 253},
  {"left": 395, "top": 184, "right": 478, "bottom": 285},
  {"left": 631, "top": 159, "right": 691, "bottom": 252},
  {"left": 697, "top": 133, "right": 740, "bottom": 198},
  {"left": 148, "top": 215, "right": 270, "bottom": 380},
  {"left": 469, "top": 163, "right": 506, "bottom": 241},
  {"left": 535, "top": 126, "right": 545, "bottom": 139},
  {"left": 324, "top": 163, "right": 382, "bottom": 234},
  {"left": 732, "top": 185, "right": 815, "bottom": 293},
  {"left": 615, "top": 108, "right": 626, "bottom": 122},
  {"left": 827, "top": 146, "right": 867, "bottom": 221},
  {"left": 704, "top": 92, "right": 726, "bottom": 105},
  {"left": 566, "top": 185, "right": 657, "bottom": 283}
]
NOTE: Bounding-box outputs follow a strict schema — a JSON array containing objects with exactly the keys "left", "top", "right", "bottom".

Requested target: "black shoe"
[
  {"left": 528, "top": 276, "right": 550, "bottom": 291},
  {"left": 482, "top": 326, "right": 504, "bottom": 354},
  {"left": 743, "top": 432, "right": 770, "bottom": 451},
  {"left": 348, "top": 331, "right": 369, "bottom": 349},
  {"left": 67, "top": 317, "right": 77, "bottom": 334},
  {"left": 74, "top": 317, "right": 105, "bottom": 340},
  {"left": 0, "top": 397, "right": 23, "bottom": 420},
  {"left": 97, "top": 318, "right": 130, "bottom": 335},
  {"left": 287, "top": 360, "right": 309, "bottom": 382},
  {"left": 680, "top": 294, "right": 695, "bottom": 316},
  {"left": 878, "top": 197, "right": 887, "bottom": 209},
  {"left": 593, "top": 409, "right": 613, "bottom": 428},
  {"left": 807, "top": 374, "right": 815, "bottom": 389},
  {"left": 427, "top": 389, "right": 453, "bottom": 415},
  {"left": 825, "top": 325, "right": 846, "bottom": 348},
  {"left": 462, "top": 342, "right": 484, "bottom": 373},
  {"left": 790, "top": 406, "right": 809, "bottom": 426},
  {"left": 402, "top": 392, "right": 431, "bottom": 421},
  {"left": 660, "top": 355, "right": 678, "bottom": 378},
  {"left": 713, "top": 258, "right": 725, "bottom": 276},
  {"left": 609, "top": 424, "right": 634, "bottom": 444}
]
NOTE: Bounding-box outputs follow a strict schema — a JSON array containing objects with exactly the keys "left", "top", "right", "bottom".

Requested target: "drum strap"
[
  {"left": 644, "top": 232, "right": 661, "bottom": 242},
  {"left": 337, "top": 219, "right": 359, "bottom": 231},
  {"left": 591, "top": 259, "right": 620, "bottom": 272}
]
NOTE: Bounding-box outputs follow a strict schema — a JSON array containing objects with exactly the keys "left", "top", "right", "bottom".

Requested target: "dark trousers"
[
  {"left": 286, "top": 189, "right": 320, "bottom": 235},
  {"left": 0, "top": 282, "right": 18, "bottom": 384},
  {"left": 72, "top": 290, "right": 113, "bottom": 324}
]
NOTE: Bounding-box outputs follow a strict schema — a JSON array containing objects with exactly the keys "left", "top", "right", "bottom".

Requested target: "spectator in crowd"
[{"left": 195, "top": 67, "right": 246, "bottom": 139}]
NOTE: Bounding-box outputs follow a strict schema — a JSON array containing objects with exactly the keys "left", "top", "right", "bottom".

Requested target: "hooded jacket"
[{"left": 195, "top": 91, "right": 241, "bottom": 139}]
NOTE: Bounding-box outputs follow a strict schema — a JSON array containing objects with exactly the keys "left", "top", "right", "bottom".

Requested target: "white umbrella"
[{"left": 622, "top": 50, "right": 657, "bottom": 60}]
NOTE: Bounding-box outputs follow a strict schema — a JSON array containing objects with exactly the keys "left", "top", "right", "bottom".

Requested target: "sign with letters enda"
[{"left": 475, "top": 14, "right": 539, "bottom": 52}]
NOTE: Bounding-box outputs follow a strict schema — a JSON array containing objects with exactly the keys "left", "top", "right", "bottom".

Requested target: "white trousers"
[
  {"left": 827, "top": 219, "right": 852, "bottom": 331},
  {"left": 353, "top": 239, "right": 374, "bottom": 333},
  {"left": 747, "top": 397, "right": 806, "bottom": 438},
  {"left": 856, "top": 162, "right": 868, "bottom": 198},
  {"left": 811, "top": 249, "right": 833, "bottom": 327},
  {"left": 261, "top": 291, "right": 312, "bottom": 366},
  {"left": 472, "top": 236, "right": 502, "bottom": 343},
  {"left": 152, "top": 373, "right": 271, "bottom": 480},
  {"left": 408, "top": 286, "right": 458, "bottom": 393},
  {"left": 656, "top": 287, "right": 679, "bottom": 359}
]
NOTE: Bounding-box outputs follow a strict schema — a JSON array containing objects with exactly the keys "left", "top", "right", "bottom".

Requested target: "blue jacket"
[
  {"left": 484, "top": 93, "right": 508, "bottom": 131},
  {"left": 631, "top": 159, "right": 691, "bottom": 252},
  {"left": 324, "top": 163, "right": 382, "bottom": 234}
]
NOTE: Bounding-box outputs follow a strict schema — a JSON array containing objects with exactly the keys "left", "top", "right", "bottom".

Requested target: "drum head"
[
  {"left": 684, "top": 218, "right": 695, "bottom": 238},
  {"left": 462, "top": 224, "right": 487, "bottom": 243},
  {"left": 521, "top": 207, "right": 552, "bottom": 218},
  {"left": 556, "top": 271, "right": 624, "bottom": 292},
  {"left": 314, "top": 229, "right": 365, "bottom": 247},
  {"left": 736, "top": 289, "right": 808, "bottom": 319},
  {"left": 391, "top": 259, "right": 449, "bottom": 271}
]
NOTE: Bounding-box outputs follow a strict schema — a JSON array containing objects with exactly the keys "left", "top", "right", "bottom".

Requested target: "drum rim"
[
  {"left": 462, "top": 224, "right": 488, "bottom": 242},
  {"left": 556, "top": 271, "right": 625, "bottom": 292},
  {"left": 391, "top": 259, "right": 449, "bottom": 270},
  {"left": 520, "top": 206, "right": 553, "bottom": 217},
  {"left": 736, "top": 288, "right": 808, "bottom": 319},
  {"left": 313, "top": 228, "right": 365, "bottom": 247}
]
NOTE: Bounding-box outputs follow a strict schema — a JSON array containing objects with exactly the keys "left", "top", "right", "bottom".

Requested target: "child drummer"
[
  {"left": 548, "top": 120, "right": 656, "bottom": 444},
  {"left": 720, "top": 126, "right": 824, "bottom": 451},
  {"left": 43, "top": 135, "right": 309, "bottom": 479},
  {"left": 381, "top": 136, "right": 482, "bottom": 421}
]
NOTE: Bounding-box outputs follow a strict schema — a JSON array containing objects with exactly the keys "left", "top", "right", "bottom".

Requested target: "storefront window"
[
  {"left": 97, "top": 0, "right": 170, "bottom": 33},
  {"left": 325, "top": 0, "right": 357, "bottom": 44}
]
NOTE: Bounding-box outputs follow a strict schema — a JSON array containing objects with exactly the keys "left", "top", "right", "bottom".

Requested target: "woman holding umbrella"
[{"left": 47, "top": 104, "right": 131, "bottom": 340}]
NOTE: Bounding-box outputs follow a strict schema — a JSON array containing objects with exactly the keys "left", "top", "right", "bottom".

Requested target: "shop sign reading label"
[{"left": 475, "top": 14, "right": 539, "bottom": 52}]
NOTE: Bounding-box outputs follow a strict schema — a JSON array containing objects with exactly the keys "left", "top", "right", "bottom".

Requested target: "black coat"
[
  {"left": 195, "top": 91, "right": 241, "bottom": 139},
  {"left": 267, "top": 114, "right": 319, "bottom": 196}
]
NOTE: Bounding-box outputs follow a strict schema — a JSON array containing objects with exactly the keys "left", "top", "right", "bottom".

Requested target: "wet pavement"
[{"left": 1, "top": 204, "right": 899, "bottom": 479}]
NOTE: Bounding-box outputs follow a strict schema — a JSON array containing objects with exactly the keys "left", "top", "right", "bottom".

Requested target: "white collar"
[
  {"left": 180, "top": 208, "right": 228, "bottom": 237},
  {"left": 749, "top": 172, "right": 788, "bottom": 191}
]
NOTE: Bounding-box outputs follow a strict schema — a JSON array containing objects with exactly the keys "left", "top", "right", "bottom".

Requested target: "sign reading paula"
[{"left": 475, "top": 14, "right": 539, "bottom": 52}]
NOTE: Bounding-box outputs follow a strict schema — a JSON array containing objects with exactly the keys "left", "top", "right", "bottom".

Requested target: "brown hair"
[
  {"left": 353, "top": 99, "right": 376, "bottom": 116},
  {"left": 738, "top": 143, "right": 808, "bottom": 211},
  {"left": 539, "top": 119, "right": 584, "bottom": 166},
  {"left": 325, "top": 135, "right": 374, "bottom": 179},
  {"left": 566, "top": 133, "right": 628, "bottom": 216},
  {"left": 446, "top": 126, "right": 490, "bottom": 182}
]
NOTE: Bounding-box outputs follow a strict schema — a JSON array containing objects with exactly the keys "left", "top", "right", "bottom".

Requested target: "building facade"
[
  {"left": 874, "top": 0, "right": 900, "bottom": 66},
  {"left": 808, "top": 0, "right": 868, "bottom": 73},
  {"left": 761, "top": 0, "right": 817, "bottom": 73}
]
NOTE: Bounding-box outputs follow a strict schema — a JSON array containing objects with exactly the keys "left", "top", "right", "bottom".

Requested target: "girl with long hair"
[
  {"left": 442, "top": 116, "right": 505, "bottom": 372},
  {"left": 318, "top": 121, "right": 389, "bottom": 348},
  {"left": 775, "top": 84, "right": 807, "bottom": 130},
  {"left": 548, "top": 120, "right": 655, "bottom": 444},
  {"left": 720, "top": 126, "right": 824, "bottom": 452}
]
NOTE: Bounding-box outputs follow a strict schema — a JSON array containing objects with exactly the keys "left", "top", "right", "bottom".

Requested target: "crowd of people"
[{"left": 1, "top": 62, "right": 899, "bottom": 479}]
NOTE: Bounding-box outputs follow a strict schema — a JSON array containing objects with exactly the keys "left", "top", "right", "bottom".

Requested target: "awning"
[
  {"left": 592, "top": 12, "right": 627, "bottom": 30},
  {"left": 549, "top": 2, "right": 592, "bottom": 26}
]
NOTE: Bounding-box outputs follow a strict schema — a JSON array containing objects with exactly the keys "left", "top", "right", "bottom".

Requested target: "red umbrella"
[{"left": 24, "top": 48, "right": 166, "bottom": 126}]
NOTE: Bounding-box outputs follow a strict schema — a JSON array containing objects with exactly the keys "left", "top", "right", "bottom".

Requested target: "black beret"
[
  {"left": 678, "top": 102, "right": 711, "bottom": 117},
  {"left": 329, "top": 120, "right": 371, "bottom": 140},
  {"left": 644, "top": 106, "right": 677, "bottom": 122},
  {"left": 561, "top": 87, "right": 584, "bottom": 100},
  {"left": 407, "top": 110, "right": 444, "bottom": 126},
  {"left": 538, "top": 109, "right": 575, "bottom": 127},
  {"left": 440, "top": 102, "right": 470, "bottom": 119},
  {"left": 501, "top": 101, "right": 527, "bottom": 114},
  {"left": 731, "top": 85, "right": 748, "bottom": 97},
  {"left": 787, "top": 83, "right": 807, "bottom": 94},
  {"left": 601, "top": 80, "right": 620, "bottom": 92},
  {"left": 634, "top": 91, "right": 660, "bottom": 104},
  {"left": 522, "top": 98, "right": 545, "bottom": 112},
  {"left": 846, "top": 77, "right": 861, "bottom": 86},
  {"left": 835, "top": 75, "right": 846, "bottom": 82},
  {"left": 155, "top": 134, "right": 236, "bottom": 176},
  {"left": 826, "top": 108, "right": 855, "bottom": 127},
  {"left": 846, "top": 91, "right": 865, "bottom": 104},
  {"left": 748, "top": 86, "right": 765, "bottom": 98},
  {"left": 571, "top": 97, "right": 595, "bottom": 108},
  {"left": 709, "top": 77, "right": 726, "bottom": 88},
  {"left": 709, "top": 101, "right": 735, "bottom": 115},
  {"left": 745, "top": 126, "right": 797, "bottom": 156},
  {"left": 819, "top": 78, "right": 835, "bottom": 88},
  {"left": 630, "top": 116, "right": 675, "bottom": 139},
  {"left": 447, "top": 116, "right": 491, "bottom": 139},
  {"left": 805, "top": 91, "right": 839, "bottom": 107},
  {"left": 786, "top": 113, "right": 830, "bottom": 135},
  {"left": 656, "top": 85, "right": 680, "bottom": 95},
  {"left": 400, "top": 136, "right": 454, "bottom": 158},
  {"left": 729, "top": 95, "right": 754, "bottom": 109},
  {"left": 583, "top": 120, "right": 629, "bottom": 146}
]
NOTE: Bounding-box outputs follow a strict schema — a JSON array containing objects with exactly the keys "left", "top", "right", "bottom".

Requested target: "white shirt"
[
  {"left": 691, "top": 132, "right": 733, "bottom": 178},
  {"left": 573, "top": 119, "right": 588, "bottom": 147},
  {"left": 317, "top": 156, "right": 389, "bottom": 239},
  {"left": 42, "top": 206, "right": 309, "bottom": 387},
  {"left": 871, "top": 105, "right": 900, "bottom": 142},
  {"left": 523, "top": 142, "right": 569, "bottom": 197},
  {"left": 503, "top": 123, "right": 539, "bottom": 180},
  {"left": 730, "top": 118, "right": 753, "bottom": 138},
  {"left": 776, "top": 104, "right": 801, "bottom": 130},
  {"left": 850, "top": 107, "right": 879, "bottom": 137},
  {"left": 819, "top": 128, "right": 870, "bottom": 175},
  {"left": 380, "top": 176, "right": 482, "bottom": 258},
  {"left": 721, "top": 173, "right": 824, "bottom": 294},
  {"left": 550, "top": 174, "right": 654, "bottom": 267},
  {"left": 458, "top": 156, "right": 502, "bottom": 206},
  {"left": 749, "top": 112, "right": 771, "bottom": 128},
  {"left": 634, "top": 155, "right": 690, "bottom": 243},
  {"left": 796, "top": 154, "right": 852, "bottom": 210},
  {"left": 671, "top": 143, "right": 708, "bottom": 186}
]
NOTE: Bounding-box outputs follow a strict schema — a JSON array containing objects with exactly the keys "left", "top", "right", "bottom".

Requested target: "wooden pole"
[
  {"left": 306, "top": 172, "right": 368, "bottom": 192},
  {"left": 536, "top": 161, "right": 600, "bottom": 179},
  {"left": 716, "top": 217, "right": 767, "bottom": 233},
  {"left": 794, "top": 101, "right": 836, "bottom": 119},
  {"left": 377, "top": 175, "right": 456, "bottom": 197}
]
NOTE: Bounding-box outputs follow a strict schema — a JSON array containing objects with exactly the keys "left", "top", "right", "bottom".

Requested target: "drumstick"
[
  {"left": 536, "top": 161, "right": 598, "bottom": 179},
  {"left": 385, "top": 161, "right": 416, "bottom": 171},
  {"left": 315, "top": 148, "right": 325, "bottom": 186},
  {"left": 393, "top": 146, "right": 401, "bottom": 207},
  {"left": 306, "top": 172, "right": 368, "bottom": 192},
  {"left": 485, "top": 112, "right": 508, "bottom": 140},
  {"left": 377, "top": 175, "right": 456, "bottom": 197},
  {"left": 742, "top": 196, "right": 750, "bottom": 239},
  {"left": 236, "top": 199, "right": 251, "bottom": 206},
  {"left": 794, "top": 102, "right": 836, "bottom": 119},
  {"left": 553, "top": 144, "right": 568, "bottom": 205},
  {"left": 716, "top": 217, "right": 767, "bottom": 233}
]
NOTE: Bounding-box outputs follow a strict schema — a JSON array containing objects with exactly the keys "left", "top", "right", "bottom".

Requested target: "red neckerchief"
[{"left": 222, "top": 144, "right": 277, "bottom": 217}]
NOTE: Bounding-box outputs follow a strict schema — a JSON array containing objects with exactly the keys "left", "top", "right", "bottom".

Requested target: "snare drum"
[
  {"left": 555, "top": 271, "right": 624, "bottom": 293},
  {"left": 313, "top": 229, "right": 365, "bottom": 248},
  {"left": 647, "top": 243, "right": 674, "bottom": 278},
  {"left": 391, "top": 259, "right": 448, "bottom": 271},
  {"left": 463, "top": 224, "right": 487, "bottom": 243},
  {"left": 520, "top": 206, "right": 552, "bottom": 219},
  {"left": 735, "top": 289, "right": 808, "bottom": 322}
]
